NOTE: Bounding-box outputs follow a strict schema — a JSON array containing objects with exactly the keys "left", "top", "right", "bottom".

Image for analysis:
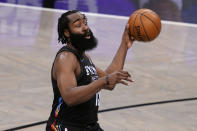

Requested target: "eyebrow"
[
  {"left": 73, "top": 18, "right": 80, "bottom": 24},
  {"left": 72, "top": 14, "right": 87, "bottom": 24}
]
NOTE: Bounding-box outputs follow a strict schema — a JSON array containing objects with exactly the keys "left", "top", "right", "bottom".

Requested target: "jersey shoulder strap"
[{"left": 56, "top": 46, "right": 82, "bottom": 61}]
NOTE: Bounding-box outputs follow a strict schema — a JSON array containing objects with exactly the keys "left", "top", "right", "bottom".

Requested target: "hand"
[
  {"left": 122, "top": 23, "right": 135, "bottom": 49},
  {"left": 103, "top": 70, "right": 134, "bottom": 90}
]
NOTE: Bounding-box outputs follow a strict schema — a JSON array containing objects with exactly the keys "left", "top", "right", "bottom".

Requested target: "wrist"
[{"left": 105, "top": 74, "right": 110, "bottom": 85}]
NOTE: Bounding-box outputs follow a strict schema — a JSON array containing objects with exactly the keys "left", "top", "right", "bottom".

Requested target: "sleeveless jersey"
[{"left": 49, "top": 46, "right": 100, "bottom": 126}]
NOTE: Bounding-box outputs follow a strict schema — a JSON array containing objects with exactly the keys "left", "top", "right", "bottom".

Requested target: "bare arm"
[
  {"left": 91, "top": 24, "right": 135, "bottom": 90},
  {"left": 54, "top": 52, "right": 131, "bottom": 106},
  {"left": 106, "top": 24, "right": 134, "bottom": 74},
  {"left": 94, "top": 24, "right": 134, "bottom": 77},
  {"left": 54, "top": 52, "right": 105, "bottom": 106}
]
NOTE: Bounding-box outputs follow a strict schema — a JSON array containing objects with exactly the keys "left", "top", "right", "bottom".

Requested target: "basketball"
[{"left": 129, "top": 8, "right": 161, "bottom": 41}]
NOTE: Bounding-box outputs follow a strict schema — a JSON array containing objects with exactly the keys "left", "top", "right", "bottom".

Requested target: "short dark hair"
[{"left": 57, "top": 10, "right": 79, "bottom": 44}]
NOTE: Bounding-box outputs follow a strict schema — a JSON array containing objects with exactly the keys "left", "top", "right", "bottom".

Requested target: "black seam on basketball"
[
  {"left": 132, "top": 11, "right": 150, "bottom": 16},
  {"left": 132, "top": 13, "right": 138, "bottom": 36},
  {"left": 140, "top": 14, "right": 150, "bottom": 41},
  {"left": 133, "top": 12, "right": 149, "bottom": 15},
  {"left": 141, "top": 13, "right": 160, "bottom": 32}
]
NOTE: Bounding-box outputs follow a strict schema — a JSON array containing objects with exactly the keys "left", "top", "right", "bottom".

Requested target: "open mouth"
[
  {"left": 84, "top": 32, "right": 91, "bottom": 39},
  {"left": 85, "top": 35, "right": 90, "bottom": 39}
]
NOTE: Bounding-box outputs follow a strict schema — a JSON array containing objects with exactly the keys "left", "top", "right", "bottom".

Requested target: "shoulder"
[
  {"left": 56, "top": 51, "right": 78, "bottom": 66},
  {"left": 53, "top": 51, "right": 79, "bottom": 75}
]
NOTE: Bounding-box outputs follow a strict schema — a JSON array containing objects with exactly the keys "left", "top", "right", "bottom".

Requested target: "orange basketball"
[{"left": 129, "top": 8, "right": 161, "bottom": 41}]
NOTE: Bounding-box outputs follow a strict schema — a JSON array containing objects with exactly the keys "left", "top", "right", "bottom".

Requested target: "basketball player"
[{"left": 46, "top": 10, "right": 134, "bottom": 131}]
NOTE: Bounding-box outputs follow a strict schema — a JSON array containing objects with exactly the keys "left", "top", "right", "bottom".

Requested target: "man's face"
[{"left": 65, "top": 12, "right": 97, "bottom": 52}]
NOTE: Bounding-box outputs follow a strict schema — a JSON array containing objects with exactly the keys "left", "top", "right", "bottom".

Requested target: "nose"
[{"left": 82, "top": 23, "right": 88, "bottom": 32}]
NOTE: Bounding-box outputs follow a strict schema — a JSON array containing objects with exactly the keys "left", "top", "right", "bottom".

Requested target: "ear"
[{"left": 64, "top": 29, "right": 70, "bottom": 37}]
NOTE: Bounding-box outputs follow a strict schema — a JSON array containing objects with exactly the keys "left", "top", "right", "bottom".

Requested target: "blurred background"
[
  {"left": 0, "top": 0, "right": 197, "bottom": 23},
  {"left": 0, "top": 0, "right": 197, "bottom": 131}
]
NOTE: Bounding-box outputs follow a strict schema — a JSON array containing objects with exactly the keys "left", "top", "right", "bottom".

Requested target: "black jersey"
[{"left": 49, "top": 46, "right": 100, "bottom": 126}]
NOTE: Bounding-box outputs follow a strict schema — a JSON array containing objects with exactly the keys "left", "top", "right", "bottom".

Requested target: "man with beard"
[{"left": 46, "top": 10, "right": 134, "bottom": 131}]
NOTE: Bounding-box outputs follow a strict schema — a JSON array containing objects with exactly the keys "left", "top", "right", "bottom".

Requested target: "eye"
[
  {"left": 74, "top": 21, "right": 81, "bottom": 27},
  {"left": 76, "top": 23, "right": 81, "bottom": 27}
]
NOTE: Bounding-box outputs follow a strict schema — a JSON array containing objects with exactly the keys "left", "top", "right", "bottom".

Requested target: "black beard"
[{"left": 69, "top": 29, "right": 98, "bottom": 53}]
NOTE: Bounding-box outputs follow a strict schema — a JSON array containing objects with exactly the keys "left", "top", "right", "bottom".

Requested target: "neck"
[{"left": 66, "top": 43, "right": 85, "bottom": 55}]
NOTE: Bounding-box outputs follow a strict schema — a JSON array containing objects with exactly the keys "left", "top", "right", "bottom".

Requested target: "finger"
[
  {"left": 104, "top": 88, "right": 113, "bottom": 91},
  {"left": 118, "top": 80, "right": 129, "bottom": 86},
  {"left": 127, "top": 41, "right": 132, "bottom": 48},
  {"left": 125, "top": 77, "right": 134, "bottom": 82},
  {"left": 130, "top": 35, "right": 135, "bottom": 41},
  {"left": 119, "top": 70, "right": 129, "bottom": 74},
  {"left": 104, "top": 85, "right": 115, "bottom": 90},
  {"left": 125, "top": 23, "right": 130, "bottom": 31},
  {"left": 108, "top": 85, "right": 115, "bottom": 90},
  {"left": 119, "top": 70, "right": 131, "bottom": 77},
  {"left": 119, "top": 76, "right": 134, "bottom": 82},
  {"left": 125, "top": 24, "right": 135, "bottom": 41},
  {"left": 117, "top": 73, "right": 130, "bottom": 79}
]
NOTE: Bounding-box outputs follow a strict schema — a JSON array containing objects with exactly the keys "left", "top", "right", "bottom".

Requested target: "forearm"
[
  {"left": 62, "top": 77, "right": 106, "bottom": 106},
  {"left": 105, "top": 23, "right": 134, "bottom": 74},
  {"left": 106, "top": 41, "right": 129, "bottom": 74}
]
